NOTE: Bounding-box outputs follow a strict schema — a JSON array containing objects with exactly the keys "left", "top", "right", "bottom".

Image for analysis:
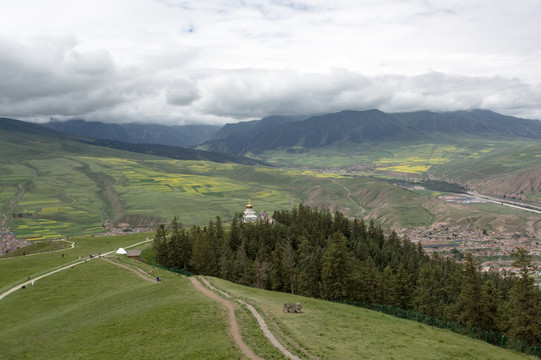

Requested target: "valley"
[{"left": 2, "top": 111, "right": 541, "bottom": 359}]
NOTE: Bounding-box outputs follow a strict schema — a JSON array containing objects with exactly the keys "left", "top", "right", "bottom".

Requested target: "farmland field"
[
  {"left": 2, "top": 123, "right": 541, "bottom": 241},
  {"left": 3, "top": 151, "right": 541, "bottom": 240},
  {"left": 254, "top": 137, "right": 536, "bottom": 176}
]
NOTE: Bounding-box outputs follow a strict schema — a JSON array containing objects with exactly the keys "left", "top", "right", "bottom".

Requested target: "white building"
[{"left": 243, "top": 199, "right": 258, "bottom": 223}]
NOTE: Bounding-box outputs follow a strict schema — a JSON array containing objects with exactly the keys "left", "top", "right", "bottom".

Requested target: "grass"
[
  {"left": 0, "top": 233, "right": 152, "bottom": 293},
  {"left": 0, "top": 261, "right": 240, "bottom": 360},
  {"left": 1, "top": 239, "right": 72, "bottom": 258},
  {"left": 209, "top": 277, "right": 535, "bottom": 360}
]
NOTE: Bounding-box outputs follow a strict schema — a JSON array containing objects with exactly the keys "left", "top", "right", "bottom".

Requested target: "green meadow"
[{"left": 208, "top": 277, "right": 534, "bottom": 360}]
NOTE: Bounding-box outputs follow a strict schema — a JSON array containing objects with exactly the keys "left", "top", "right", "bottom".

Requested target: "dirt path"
[
  {"left": 101, "top": 257, "right": 156, "bottom": 283},
  {"left": 197, "top": 277, "right": 305, "bottom": 360},
  {"left": 190, "top": 277, "right": 263, "bottom": 360},
  {"left": 332, "top": 179, "right": 365, "bottom": 214},
  {"left": 237, "top": 299, "right": 301, "bottom": 360}
]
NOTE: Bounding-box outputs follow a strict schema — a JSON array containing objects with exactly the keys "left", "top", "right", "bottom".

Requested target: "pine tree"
[
  {"left": 455, "top": 253, "right": 483, "bottom": 327},
  {"left": 360, "top": 257, "right": 380, "bottom": 304},
  {"left": 190, "top": 226, "right": 215, "bottom": 275},
  {"left": 280, "top": 236, "right": 297, "bottom": 294},
  {"left": 253, "top": 245, "right": 270, "bottom": 289},
  {"left": 297, "top": 236, "right": 321, "bottom": 298},
  {"left": 506, "top": 247, "right": 541, "bottom": 345},
  {"left": 320, "top": 231, "right": 351, "bottom": 301},
  {"left": 415, "top": 262, "right": 440, "bottom": 317},
  {"left": 478, "top": 280, "right": 502, "bottom": 332},
  {"left": 170, "top": 216, "right": 191, "bottom": 270},
  {"left": 393, "top": 265, "right": 413, "bottom": 309},
  {"left": 380, "top": 266, "right": 395, "bottom": 305},
  {"left": 153, "top": 223, "right": 169, "bottom": 267}
]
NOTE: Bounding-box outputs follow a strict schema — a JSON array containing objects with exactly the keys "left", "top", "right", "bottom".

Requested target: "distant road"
[{"left": 468, "top": 191, "right": 541, "bottom": 214}]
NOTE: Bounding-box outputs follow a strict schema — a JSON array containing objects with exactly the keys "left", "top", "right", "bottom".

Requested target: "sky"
[{"left": 1, "top": 0, "right": 541, "bottom": 125}]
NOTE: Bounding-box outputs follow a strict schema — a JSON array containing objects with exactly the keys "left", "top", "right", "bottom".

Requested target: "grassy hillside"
[
  {"left": 0, "top": 236, "right": 534, "bottom": 359},
  {"left": 429, "top": 143, "right": 541, "bottom": 201},
  {"left": 0, "top": 263, "right": 241, "bottom": 359},
  {"left": 209, "top": 277, "right": 534, "bottom": 360}
]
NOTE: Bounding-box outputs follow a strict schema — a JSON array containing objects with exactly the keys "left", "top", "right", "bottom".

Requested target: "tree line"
[{"left": 153, "top": 205, "right": 541, "bottom": 346}]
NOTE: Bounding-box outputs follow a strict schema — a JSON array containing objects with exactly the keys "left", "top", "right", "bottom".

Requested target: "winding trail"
[
  {"left": 332, "top": 179, "right": 365, "bottom": 214},
  {"left": 190, "top": 277, "right": 263, "bottom": 360},
  {"left": 237, "top": 299, "right": 302, "bottom": 360},
  {"left": 195, "top": 276, "right": 304, "bottom": 360}
]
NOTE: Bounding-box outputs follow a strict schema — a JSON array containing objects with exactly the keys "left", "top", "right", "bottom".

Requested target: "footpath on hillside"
[{"left": 191, "top": 276, "right": 306, "bottom": 360}]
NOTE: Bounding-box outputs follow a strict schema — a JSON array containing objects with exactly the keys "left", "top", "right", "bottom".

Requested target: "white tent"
[{"left": 116, "top": 247, "right": 127, "bottom": 255}]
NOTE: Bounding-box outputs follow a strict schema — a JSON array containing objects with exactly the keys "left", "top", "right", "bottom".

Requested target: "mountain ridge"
[
  {"left": 41, "top": 119, "right": 220, "bottom": 147},
  {"left": 199, "top": 109, "right": 541, "bottom": 155},
  {"left": 0, "top": 117, "right": 266, "bottom": 165}
]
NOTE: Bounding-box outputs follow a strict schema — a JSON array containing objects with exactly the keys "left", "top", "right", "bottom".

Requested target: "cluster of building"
[
  {"left": 0, "top": 227, "right": 30, "bottom": 256},
  {"left": 397, "top": 223, "right": 541, "bottom": 275}
]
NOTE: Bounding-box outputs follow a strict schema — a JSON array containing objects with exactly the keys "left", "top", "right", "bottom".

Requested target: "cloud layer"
[{"left": 1, "top": 0, "right": 540, "bottom": 124}]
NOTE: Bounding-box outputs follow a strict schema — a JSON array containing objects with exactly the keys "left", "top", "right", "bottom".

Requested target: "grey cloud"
[
  {"left": 196, "top": 69, "right": 541, "bottom": 120},
  {"left": 166, "top": 79, "right": 201, "bottom": 106},
  {"left": 0, "top": 37, "right": 141, "bottom": 119}
]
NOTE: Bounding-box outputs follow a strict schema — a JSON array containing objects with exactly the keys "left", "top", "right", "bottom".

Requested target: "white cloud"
[{"left": 0, "top": 0, "right": 540, "bottom": 123}]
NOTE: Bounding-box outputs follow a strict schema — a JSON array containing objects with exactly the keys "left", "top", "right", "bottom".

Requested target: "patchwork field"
[
  {"left": 254, "top": 137, "right": 536, "bottom": 176},
  {"left": 3, "top": 151, "right": 541, "bottom": 240},
  {"left": 2, "top": 122, "right": 540, "bottom": 241}
]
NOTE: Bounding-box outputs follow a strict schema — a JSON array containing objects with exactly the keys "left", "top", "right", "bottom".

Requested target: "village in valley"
[{"left": 396, "top": 224, "right": 541, "bottom": 279}]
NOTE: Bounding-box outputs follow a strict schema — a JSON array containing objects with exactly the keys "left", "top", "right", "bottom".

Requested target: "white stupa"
[{"left": 243, "top": 199, "right": 257, "bottom": 223}]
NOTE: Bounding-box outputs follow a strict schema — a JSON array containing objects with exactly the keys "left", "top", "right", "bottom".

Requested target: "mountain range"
[
  {"left": 42, "top": 119, "right": 220, "bottom": 147},
  {"left": 199, "top": 109, "right": 541, "bottom": 155},
  {"left": 0, "top": 117, "right": 265, "bottom": 166}
]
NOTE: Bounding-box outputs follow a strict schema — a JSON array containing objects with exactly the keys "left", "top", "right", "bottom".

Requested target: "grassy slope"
[
  {"left": 0, "top": 233, "right": 242, "bottom": 359},
  {"left": 210, "top": 277, "right": 534, "bottom": 360},
  {"left": 430, "top": 143, "right": 541, "bottom": 200},
  {"left": 0, "top": 261, "right": 240, "bottom": 360},
  {"left": 1, "top": 235, "right": 534, "bottom": 360},
  {"left": 0, "top": 233, "right": 152, "bottom": 292}
]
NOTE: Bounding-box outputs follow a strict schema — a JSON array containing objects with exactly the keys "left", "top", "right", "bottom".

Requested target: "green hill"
[{"left": 0, "top": 234, "right": 535, "bottom": 359}]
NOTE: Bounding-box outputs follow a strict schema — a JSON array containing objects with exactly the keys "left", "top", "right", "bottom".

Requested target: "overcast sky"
[{"left": 1, "top": 0, "right": 541, "bottom": 125}]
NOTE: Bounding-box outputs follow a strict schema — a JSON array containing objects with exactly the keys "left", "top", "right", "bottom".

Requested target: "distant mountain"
[
  {"left": 0, "top": 117, "right": 265, "bottom": 165},
  {"left": 41, "top": 119, "right": 220, "bottom": 147},
  {"left": 200, "top": 109, "right": 541, "bottom": 155},
  {"left": 202, "top": 115, "right": 308, "bottom": 153}
]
